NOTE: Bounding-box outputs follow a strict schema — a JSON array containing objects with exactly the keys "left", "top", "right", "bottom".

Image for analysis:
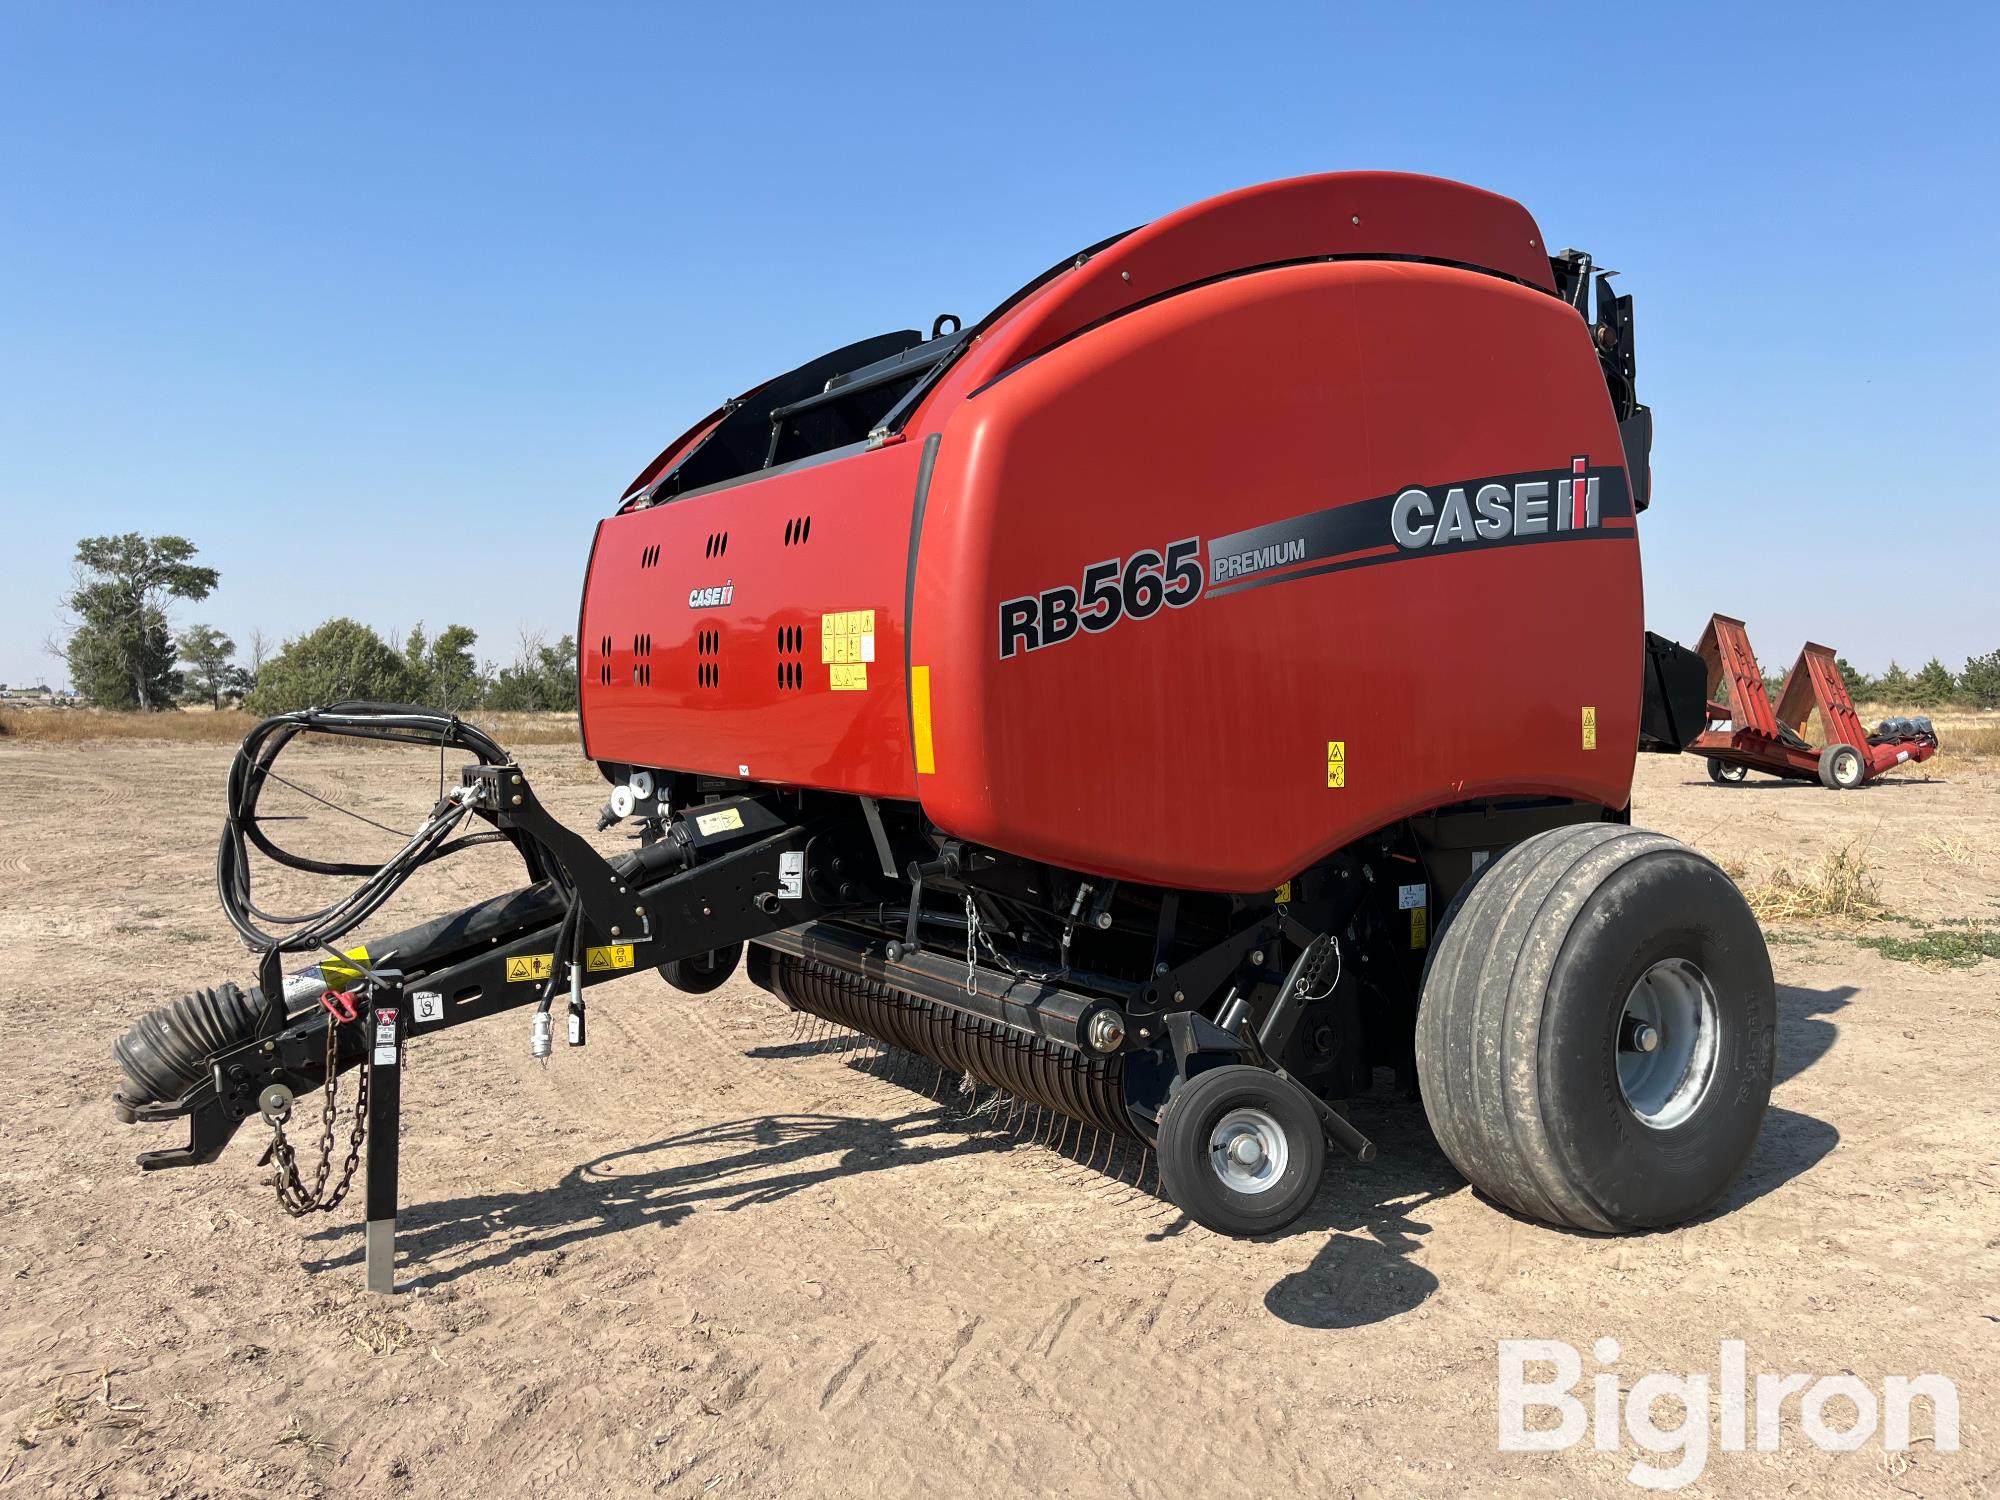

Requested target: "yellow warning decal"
[
  {"left": 506, "top": 954, "right": 554, "bottom": 983},
  {"left": 910, "top": 664, "right": 936, "bottom": 774},
  {"left": 820, "top": 609, "right": 877, "bottom": 665},
  {"left": 829, "top": 662, "right": 868, "bottom": 691},
  {"left": 1410, "top": 907, "right": 1428, "bottom": 950},
  {"left": 1581, "top": 706, "right": 1598, "bottom": 750},
  {"left": 1274, "top": 881, "right": 1292, "bottom": 905},
  {"left": 320, "top": 945, "right": 369, "bottom": 986},
  {"left": 585, "top": 944, "right": 635, "bottom": 973},
  {"left": 695, "top": 806, "right": 745, "bottom": 835},
  {"left": 1326, "top": 740, "right": 1346, "bottom": 789}
]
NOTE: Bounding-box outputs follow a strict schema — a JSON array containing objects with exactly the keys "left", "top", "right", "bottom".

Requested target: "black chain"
[{"left": 269, "top": 1011, "right": 368, "bottom": 1215}]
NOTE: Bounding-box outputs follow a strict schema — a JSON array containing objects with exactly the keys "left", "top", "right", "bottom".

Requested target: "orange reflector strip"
[{"left": 911, "top": 665, "right": 936, "bottom": 775}]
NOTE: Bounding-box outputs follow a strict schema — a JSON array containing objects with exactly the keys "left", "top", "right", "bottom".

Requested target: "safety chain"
[
  {"left": 963, "top": 894, "right": 981, "bottom": 996},
  {"left": 962, "top": 892, "right": 1061, "bottom": 995},
  {"left": 269, "top": 1009, "right": 368, "bottom": 1216}
]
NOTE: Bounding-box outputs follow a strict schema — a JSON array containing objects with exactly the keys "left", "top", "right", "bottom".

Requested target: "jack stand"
[{"left": 364, "top": 984, "right": 403, "bottom": 1294}]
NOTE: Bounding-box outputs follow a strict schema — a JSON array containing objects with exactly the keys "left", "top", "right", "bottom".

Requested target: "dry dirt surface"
[{"left": 1, "top": 739, "right": 1996, "bottom": 1499}]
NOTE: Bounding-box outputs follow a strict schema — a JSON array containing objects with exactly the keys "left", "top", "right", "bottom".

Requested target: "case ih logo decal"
[
  {"left": 995, "top": 459, "right": 1630, "bottom": 658},
  {"left": 1391, "top": 457, "right": 1600, "bottom": 550},
  {"left": 688, "top": 582, "right": 734, "bottom": 609}
]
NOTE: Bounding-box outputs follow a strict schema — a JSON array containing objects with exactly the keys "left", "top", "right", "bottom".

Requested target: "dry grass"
[
  {"left": 1731, "top": 843, "right": 1886, "bottom": 924},
  {"left": 0, "top": 707, "right": 259, "bottom": 743},
  {"left": 0, "top": 708, "right": 580, "bottom": 747},
  {"left": 1918, "top": 832, "right": 1977, "bottom": 868}
]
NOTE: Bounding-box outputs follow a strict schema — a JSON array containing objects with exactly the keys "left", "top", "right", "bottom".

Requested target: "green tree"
[
  {"left": 1911, "top": 657, "right": 1961, "bottom": 707},
  {"left": 1835, "top": 656, "right": 1872, "bottom": 702},
  {"left": 484, "top": 631, "right": 579, "bottom": 711},
  {"left": 248, "top": 619, "right": 416, "bottom": 714},
  {"left": 403, "top": 622, "right": 484, "bottom": 710},
  {"left": 1962, "top": 649, "right": 2000, "bottom": 710},
  {"left": 1875, "top": 660, "right": 1914, "bottom": 703},
  {"left": 62, "top": 534, "right": 219, "bottom": 709},
  {"left": 176, "top": 623, "right": 238, "bottom": 708}
]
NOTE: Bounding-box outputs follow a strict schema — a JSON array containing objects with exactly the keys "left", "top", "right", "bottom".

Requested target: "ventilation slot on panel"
[
  {"left": 775, "top": 622, "right": 804, "bottom": 691},
  {"left": 633, "top": 633, "right": 652, "bottom": 687},
  {"left": 598, "top": 633, "right": 613, "bottom": 687},
  {"left": 639, "top": 543, "right": 660, "bottom": 568},
  {"left": 704, "top": 531, "right": 729, "bottom": 559},
  {"left": 782, "top": 516, "right": 813, "bottom": 547},
  {"left": 696, "top": 627, "right": 720, "bottom": 689}
]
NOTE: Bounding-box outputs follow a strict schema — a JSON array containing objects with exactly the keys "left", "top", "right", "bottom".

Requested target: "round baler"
[{"left": 114, "top": 173, "right": 1766, "bottom": 1273}]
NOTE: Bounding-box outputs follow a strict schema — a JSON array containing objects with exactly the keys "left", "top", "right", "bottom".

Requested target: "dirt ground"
[{"left": 1, "top": 740, "right": 1995, "bottom": 1498}]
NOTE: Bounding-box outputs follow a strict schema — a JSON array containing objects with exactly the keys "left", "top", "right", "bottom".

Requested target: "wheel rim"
[
  {"left": 1724, "top": 764, "right": 1747, "bottom": 782},
  {"left": 1616, "top": 958, "right": 1721, "bottom": 1130},
  {"left": 1207, "top": 1106, "right": 1289, "bottom": 1194},
  {"left": 1837, "top": 750, "right": 1862, "bottom": 786}
]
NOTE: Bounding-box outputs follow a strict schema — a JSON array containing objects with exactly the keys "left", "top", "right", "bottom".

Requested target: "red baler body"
[{"left": 579, "top": 173, "right": 1644, "bottom": 891}]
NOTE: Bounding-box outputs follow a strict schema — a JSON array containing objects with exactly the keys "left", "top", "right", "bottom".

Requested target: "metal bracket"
[{"left": 465, "top": 765, "right": 653, "bottom": 947}]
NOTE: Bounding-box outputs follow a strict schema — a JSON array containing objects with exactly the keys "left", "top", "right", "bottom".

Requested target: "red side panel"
[
  {"left": 580, "top": 441, "right": 924, "bottom": 796},
  {"left": 909, "top": 260, "right": 1640, "bottom": 892}
]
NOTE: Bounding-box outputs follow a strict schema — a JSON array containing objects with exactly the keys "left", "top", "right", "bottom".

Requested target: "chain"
[
  {"left": 269, "top": 1011, "right": 369, "bottom": 1216},
  {"left": 963, "top": 892, "right": 1060, "bottom": 992}
]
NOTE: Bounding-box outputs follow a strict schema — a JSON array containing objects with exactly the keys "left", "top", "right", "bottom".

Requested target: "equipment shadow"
[
  {"left": 1263, "top": 1087, "right": 1840, "bottom": 1331},
  {"left": 302, "top": 1025, "right": 1843, "bottom": 1314},
  {"left": 1775, "top": 981, "right": 1854, "bottom": 1084},
  {"left": 299, "top": 1102, "right": 1024, "bottom": 1289},
  {"left": 1688, "top": 776, "right": 1948, "bottom": 791}
]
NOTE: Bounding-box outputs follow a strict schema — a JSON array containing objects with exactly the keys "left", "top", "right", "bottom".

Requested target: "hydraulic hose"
[{"left": 214, "top": 703, "right": 556, "bottom": 965}]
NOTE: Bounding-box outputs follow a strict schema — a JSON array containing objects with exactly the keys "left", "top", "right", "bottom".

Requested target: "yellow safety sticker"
[
  {"left": 586, "top": 944, "right": 635, "bottom": 973},
  {"left": 1274, "top": 881, "right": 1292, "bottom": 905},
  {"left": 1326, "top": 740, "right": 1346, "bottom": 789},
  {"left": 830, "top": 662, "right": 868, "bottom": 691},
  {"left": 506, "top": 954, "right": 554, "bottom": 983},
  {"left": 320, "top": 945, "right": 370, "bottom": 986},
  {"left": 910, "top": 664, "right": 937, "bottom": 774},
  {"left": 820, "top": 609, "right": 877, "bottom": 664},
  {"left": 695, "top": 806, "right": 745, "bottom": 835},
  {"left": 1581, "top": 705, "right": 1598, "bottom": 750},
  {"left": 1410, "top": 907, "right": 1428, "bottom": 949}
]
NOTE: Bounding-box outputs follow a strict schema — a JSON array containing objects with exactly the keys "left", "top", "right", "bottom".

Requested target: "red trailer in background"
[{"left": 1692, "top": 613, "right": 1938, "bottom": 788}]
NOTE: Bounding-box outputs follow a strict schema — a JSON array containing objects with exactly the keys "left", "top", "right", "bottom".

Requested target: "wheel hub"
[
  {"left": 1615, "top": 958, "right": 1720, "bottom": 1129},
  {"left": 1207, "top": 1107, "right": 1288, "bottom": 1194}
]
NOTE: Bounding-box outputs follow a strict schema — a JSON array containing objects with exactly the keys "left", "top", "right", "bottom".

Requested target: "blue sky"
[{"left": 3, "top": 3, "right": 1994, "bottom": 689}]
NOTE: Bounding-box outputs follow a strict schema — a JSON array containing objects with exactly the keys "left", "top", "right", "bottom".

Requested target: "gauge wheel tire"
[
  {"left": 1414, "top": 823, "right": 1775, "bottom": 1233},
  {"left": 1706, "top": 757, "right": 1748, "bottom": 785},
  {"left": 1156, "top": 1064, "right": 1326, "bottom": 1237},
  {"left": 660, "top": 942, "right": 744, "bottom": 995},
  {"left": 1818, "top": 743, "right": 1866, "bottom": 789}
]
